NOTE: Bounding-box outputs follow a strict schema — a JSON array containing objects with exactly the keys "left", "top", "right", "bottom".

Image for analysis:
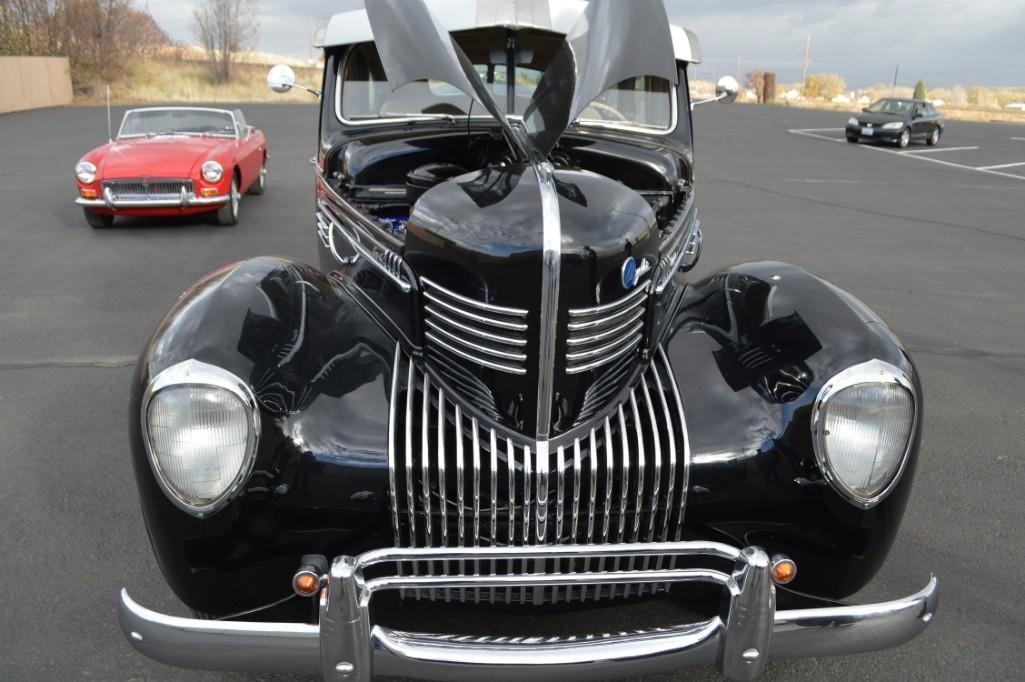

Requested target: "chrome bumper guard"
[
  {"left": 76, "top": 186, "right": 228, "bottom": 209},
  {"left": 118, "top": 542, "right": 937, "bottom": 681}
]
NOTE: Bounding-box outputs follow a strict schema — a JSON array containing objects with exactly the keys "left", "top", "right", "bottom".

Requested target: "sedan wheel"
[
  {"left": 927, "top": 127, "right": 941, "bottom": 146},
  {"left": 897, "top": 128, "right": 911, "bottom": 148},
  {"left": 216, "top": 177, "right": 240, "bottom": 226}
]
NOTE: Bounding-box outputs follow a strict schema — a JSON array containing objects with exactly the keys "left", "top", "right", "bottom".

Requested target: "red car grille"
[{"left": 103, "top": 179, "right": 194, "bottom": 201}]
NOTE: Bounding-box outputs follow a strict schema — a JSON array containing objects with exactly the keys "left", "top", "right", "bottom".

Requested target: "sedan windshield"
[
  {"left": 119, "top": 109, "right": 237, "bottom": 138},
  {"left": 865, "top": 99, "right": 913, "bottom": 115}
]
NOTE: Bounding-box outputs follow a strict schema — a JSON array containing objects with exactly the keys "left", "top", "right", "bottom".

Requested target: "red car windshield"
[{"left": 119, "top": 109, "right": 237, "bottom": 138}]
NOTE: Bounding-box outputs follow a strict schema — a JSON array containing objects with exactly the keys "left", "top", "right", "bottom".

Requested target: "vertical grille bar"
[
  {"left": 533, "top": 442, "right": 549, "bottom": 605},
  {"left": 471, "top": 417, "right": 482, "bottom": 603},
  {"left": 614, "top": 405, "right": 630, "bottom": 598},
  {"left": 455, "top": 405, "right": 466, "bottom": 601},
  {"left": 522, "top": 444, "right": 532, "bottom": 605},
  {"left": 436, "top": 388, "right": 450, "bottom": 602},
  {"left": 489, "top": 429, "right": 498, "bottom": 604},
  {"left": 584, "top": 429, "right": 597, "bottom": 599},
  {"left": 506, "top": 437, "right": 515, "bottom": 603},
  {"left": 404, "top": 357, "right": 419, "bottom": 597},
  {"left": 659, "top": 347, "right": 691, "bottom": 541},
  {"left": 387, "top": 344, "right": 404, "bottom": 595},
  {"left": 420, "top": 373, "right": 434, "bottom": 599},
  {"left": 639, "top": 375, "right": 661, "bottom": 594},
  {"left": 597, "top": 416, "right": 614, "bottom": 600},
  {"left": 625, "top": 392, "right": 645, "bottom": 596},
  {"left": 572, "top": 439, "right": 582, "bottom": 599},
  {"left": 651, "top": 359, "right": 677, "bottom": 591},
  {"left": 554, "top": 445, "right": 566, "bottom": 603}
]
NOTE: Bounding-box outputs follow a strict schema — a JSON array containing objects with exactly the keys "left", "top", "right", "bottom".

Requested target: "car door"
[
  {"left": 233, "top": 110, "right": 262, "bottom": 189},
  {"left": 911, "top": 105, "right": 930, "bottom": 136}
]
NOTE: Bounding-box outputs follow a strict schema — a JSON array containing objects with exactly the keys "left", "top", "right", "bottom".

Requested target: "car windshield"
[
  {"left": 339, "top": 32, "right": 674, "bottom": 131},
  {"left": 119, "top": 109, "right": 237, "bottom": 138},
  {"left": 866, "top": 99, "right": 913, "bottom": 115}
]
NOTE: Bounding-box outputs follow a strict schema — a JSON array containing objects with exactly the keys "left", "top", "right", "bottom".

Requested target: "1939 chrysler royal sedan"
[{"left": 118, "top": 1, "right": 937, "bottom": 680}]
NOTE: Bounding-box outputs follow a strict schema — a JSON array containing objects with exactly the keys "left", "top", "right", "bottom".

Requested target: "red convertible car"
[{"left": 74, "top": 107, "right": 267, "bottom": 228}]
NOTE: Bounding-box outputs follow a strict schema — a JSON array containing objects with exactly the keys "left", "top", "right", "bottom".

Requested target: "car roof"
[{"left": 316, "top": 0, "right": 702, "bottom": 63}]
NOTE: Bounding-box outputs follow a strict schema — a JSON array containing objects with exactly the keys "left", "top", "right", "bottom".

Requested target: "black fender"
[
  {"left": 663, "top": 261, "right": 922, "bottom": 599},
  {"left": 129, "top": 257, "right": 395, "bottom": 617}
]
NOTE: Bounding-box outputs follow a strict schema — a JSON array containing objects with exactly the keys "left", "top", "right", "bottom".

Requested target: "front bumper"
[
  {"left": 118, "top": 542, "right": 937, "bottom": 681},
  {"left": 846, "top": 124, "right": 905, "bottom": 141},
  {"left": 76, "top": 186, "right": 228, "bottom": 210}
]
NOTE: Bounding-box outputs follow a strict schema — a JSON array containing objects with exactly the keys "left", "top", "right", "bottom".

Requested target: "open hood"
[{"left": 363, "top": 0, "right": 679, "bottom": 160}]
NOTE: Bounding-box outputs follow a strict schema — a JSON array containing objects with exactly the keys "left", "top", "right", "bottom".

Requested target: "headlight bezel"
[
  {"left": 140, "top": 359, "right": 260, "bottom": 518},
  {"left": 811, "top": 359, "right": 917, "bottom": 509},
  {"left": 847, "top": 117, "right": 859, "bottom": 126},
  {"left": 75, "top": 160, "right": 97, "bottom": 184},
  {"left": 201, "top": 160, "right": 224, "bottom": 183}
]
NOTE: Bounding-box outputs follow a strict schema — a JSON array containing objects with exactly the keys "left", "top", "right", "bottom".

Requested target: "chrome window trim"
[
  {"left": 139, "top": 359, "right": 260, "bottom": 518},
  {"left": 334, "top": 51, "right": 678, "bottom": 136},
  {"left": 117, "top": 107, "right": 240, "bottom": 141},
  {"left": 811, "top": 359, "right": 918, "bottom": 509}
]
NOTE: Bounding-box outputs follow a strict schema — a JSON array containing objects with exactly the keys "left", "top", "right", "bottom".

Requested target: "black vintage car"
[
  {"left": 118, "top": 1, "right": 937, "bottom": 680},
  {"left": 846, "top": 97, "right": 944, "bottom": 147}
]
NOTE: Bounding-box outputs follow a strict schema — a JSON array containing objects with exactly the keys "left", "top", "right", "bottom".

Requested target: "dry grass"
[{"left": 75, "top": 57, "right": 321, "bottom": 105}]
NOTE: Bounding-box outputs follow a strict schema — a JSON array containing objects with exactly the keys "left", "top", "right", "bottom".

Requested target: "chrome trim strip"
[
  {"left": 566, "top": 295, "right": 648, "bottom": 330},
  {"left": 490, "top": 429, "right": 499, "bottom": 603},
  {"left": 320, "top": 200, "right": 413, "bottom": 293},
  {"left": 506, "top": 437, "right": 516, "bottom": 603},
  {"left": 421, "top": 277, "right": 529, "bottom": 316},
  {"left": 421, "top": 374, "right": 433, "bottom": 548},
  {"left": 424, "top": 297, "right": 528, "bottom": 331},
  {"left": 614, "top": 405, "right": 630, "bottom": 598},
  {"left": 403, "top": 357, "right": 418, "bottom": 597},
  {"left": 424, "top": 319, "right": 527, "bottom": 362},
  {"left": 569, "top": 282, "right": 650, "bottom": 317},
  {"left": 424, "top": 332, "right": 528, "bottom": 375},
  {"left": 140, "top": 360, "right": 260, "bottom": 519},
  {"left": 555, "top": 444, "right": 566, "bottom": 603},
  {"left": 639, "top": 374, "right": 662, "bottom": 594},
  {"left": 77, "top": 194, "right": 229, "bottom": 209},
  {"left": 566, "top": 330, "right": 643, "bottom": 363},
  {"left": 651, "top": 356, "right": 678, "bottom": 588},
  {"left": 571, "top": 439, "right": 581, "bottom": 541},
  {"left": 565, "top": 313, "right": 645, "bottom": 346},
  {"left": 523, "top": 444, "right": 532, "bottom": 545},
  {"left": 584, "top": 428, "right": 598, "bottom": 599},
  {"left": 565, "top": 335, "right": 642, "bottom": 374},
  {"left": 424, "top": 307, "right": 527, "bottom": 346},
  {"left": 533, "top": 440, "right": 549, "bottom": 605},
  {"left": 534, "top": 162, "right": 561, "bottom": 441},
  {"left": 437, "top": 386, "right": 450, "bottom": 602}
]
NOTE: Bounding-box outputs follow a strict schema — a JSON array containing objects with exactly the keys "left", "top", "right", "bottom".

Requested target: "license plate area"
[{"left": 862, "top": 127, "right": 875, "bottom": 136}]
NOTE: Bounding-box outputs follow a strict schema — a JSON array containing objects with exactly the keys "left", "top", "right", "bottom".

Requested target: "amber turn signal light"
[
  {"left": 771, "top": 555, "right": 797, "bottom": 585},
  {"left": 292, "top": 571, "right": 321, "bottom": 596},
  {"left": 200, "top": 187, "right": 218, "bottom": 198},
  {"left": 292, "top": 554, "right": 329, "bottom": 597},
  {"left": 80, "top": 188, "right": 98, "bottom": 199}
]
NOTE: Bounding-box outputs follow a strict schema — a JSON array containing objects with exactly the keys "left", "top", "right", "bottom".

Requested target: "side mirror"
[
  {"left": 715, "top": 76, "right": 740, "bottom": 105},
  {"left": 692, "top": 75, "right": 741, "bottom": 110},
  {"left": 267, "top": 64, "right": 296, "bottom": 93}
]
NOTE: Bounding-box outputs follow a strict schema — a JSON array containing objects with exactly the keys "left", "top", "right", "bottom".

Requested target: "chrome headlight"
[
  {"left": 75, "top": 160, "right": 97, "bottom": 184},
  {"left": 201, "top": 160, "right": 224, "bottom": 183},
  {"left": 812, "top": 359, "right": 916, "bottom": 508},
  {"left": 882, "top": 121, "right": 905, "bottom": 130},
  {"left": 847, "top": 117, "right": 859, "bottom": 126},
  {"left": 141, "top": 360, "right": 259, "bottom": 516}
]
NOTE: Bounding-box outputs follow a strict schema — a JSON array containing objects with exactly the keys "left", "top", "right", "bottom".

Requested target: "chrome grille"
[
  {"left": 566, "top": 283, "right": 650, "bottom": 374},
  {"left": 103, "top": 178, "right": 193, "bottom": 201},
  {"left": 388, "top": 343, "right": 690, "bottom": 604},
  {"left": 421, "top": 277, "right": 529, "bottom": 375}
]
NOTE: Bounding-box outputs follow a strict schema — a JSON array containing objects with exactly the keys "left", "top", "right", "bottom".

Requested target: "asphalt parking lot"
[{"left": 1, "top": 101, "right": 1023, "bottom": 680}]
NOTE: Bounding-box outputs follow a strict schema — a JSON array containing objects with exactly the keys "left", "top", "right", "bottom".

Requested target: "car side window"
[{"left": 234, "top": 109, "right": 248, "bottom": 137}]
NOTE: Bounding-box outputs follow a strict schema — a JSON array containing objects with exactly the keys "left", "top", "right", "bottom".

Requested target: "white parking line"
[
  {"left": 787, "top": 128, "right": 1025, "bottom": 183},
  {"left": 977, "top": 161, "right": 1025, "bottom": 171},
  {"left": 900, "top": 146, "right": 979, "bottom": 155},
  {"left": 1012, "top": 137, "right": 1025, "bottom": 142}
]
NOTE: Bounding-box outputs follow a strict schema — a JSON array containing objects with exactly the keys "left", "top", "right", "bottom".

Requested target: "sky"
[{"left": 147, "top": 0, "right": 1025, "bottom": 88}]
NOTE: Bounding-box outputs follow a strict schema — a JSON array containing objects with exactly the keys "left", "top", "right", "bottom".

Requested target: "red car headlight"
[
  {"left": 75, "top": 161, "right": 97, "bottom": 184},
  {"left": 201, "top": 161, "right": 224, "bottom": 183}
]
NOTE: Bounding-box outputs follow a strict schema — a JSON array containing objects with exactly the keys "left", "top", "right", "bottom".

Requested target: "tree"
[
  {"left": 0, "top": 0, "right": 169, "bottom": 92},
  {"left": 192, "top": 0, "right": 259, "bottom": 84},
  {"left": 804, "top": 73, "right": 847, "bottom": 100},
  {"left": 913, "top": 80, "right": 927, "bottom": 100}
]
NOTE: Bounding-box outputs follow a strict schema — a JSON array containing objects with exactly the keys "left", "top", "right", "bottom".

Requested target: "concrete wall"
[{"left": 0, "top": 56, "right": 74, "bottom": 114}]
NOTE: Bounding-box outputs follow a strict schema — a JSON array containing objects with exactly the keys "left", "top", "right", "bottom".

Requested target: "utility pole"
[
  {"left": 892, "top": 64, "right": 900, "bottom": 94},
  {"left": 737, "top": 54, "right": 742, "bottom": 82},
  {"left": 801, "top": 34, "right": 811, "bottom": 96}
]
